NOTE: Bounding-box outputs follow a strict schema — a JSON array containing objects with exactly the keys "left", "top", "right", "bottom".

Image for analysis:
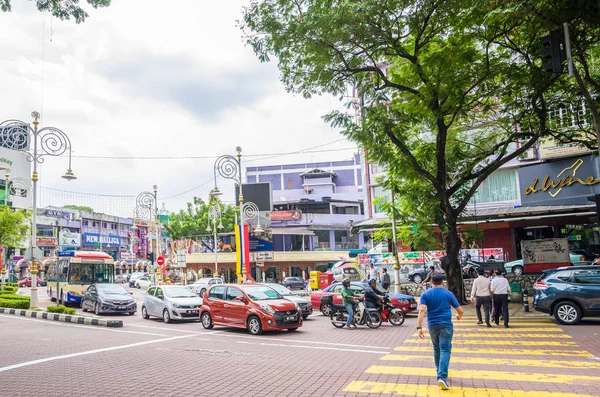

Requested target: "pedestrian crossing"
[{"left": 343, "top": 316, "right": 600, "bottom": 396}]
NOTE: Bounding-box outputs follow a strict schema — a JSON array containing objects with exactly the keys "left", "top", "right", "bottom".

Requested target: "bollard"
[{"left": 523, "top": 289, "right": 530, "bottom": 312}]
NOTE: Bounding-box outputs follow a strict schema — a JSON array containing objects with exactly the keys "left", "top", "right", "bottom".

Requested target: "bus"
[{"left": 47, "top": 251, "right": 115, "bottom": 305}]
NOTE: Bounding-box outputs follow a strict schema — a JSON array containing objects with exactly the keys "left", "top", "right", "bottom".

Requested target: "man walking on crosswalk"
[{"left": 417, "top": 272, "right": 463, "bottom": 390}]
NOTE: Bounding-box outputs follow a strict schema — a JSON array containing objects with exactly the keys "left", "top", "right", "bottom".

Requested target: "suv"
[{"left": 533, "top": 266, "right": 600, "bottom": 325}]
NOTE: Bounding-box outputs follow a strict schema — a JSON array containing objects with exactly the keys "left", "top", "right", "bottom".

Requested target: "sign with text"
[
  {"left": 59, "top": 230, "right": 81, "bottom": 247},
  {"left": 539, "top": 137, "right": 592, "bottom": 160},
  {"left": 270, "top": 210, "right": 302, "bottom": 222},
  {"left": 250, "top": 251, "right": 274, "bottom": 262},
  {"left": 44, "top": 209, "right": 73, "bottom": 221},
  {"left": 249, "top": 236, "right": 273, "bottom": 252},
  {"left": 521, "top": 238, "right": 570, "bottom": 265},
  {"left": 176, "top": 249, "right": 187, "bottom": 268},
  {"left": 83, "top": 233, "right": 121, "bottom": 247},
  {"left": 36, "top": 237, "right": 57, "bottom": 246}
]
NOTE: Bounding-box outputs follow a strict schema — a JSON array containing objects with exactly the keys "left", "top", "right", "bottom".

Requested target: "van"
[{"left": 332, "top": 266, "right": 360, "bottom": 282}]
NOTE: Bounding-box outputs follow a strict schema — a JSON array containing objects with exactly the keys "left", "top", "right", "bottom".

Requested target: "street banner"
[{"left": 235, "top": 225, "right": 251, "bottom": 281}]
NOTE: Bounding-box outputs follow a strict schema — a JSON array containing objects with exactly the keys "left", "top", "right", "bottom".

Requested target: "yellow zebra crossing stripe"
[
  {"left": 365, "top": 366, "right": 600, "bottom": 384},
  {"left": 394, "top": 345, "right": 593, "bottom": 357},
  {"left": 344, "top": 381, "right": 597, "bottom": 397},
  {"left": 452, "top": 322, "right": 559, "bottom": 327},
  {"left": 408, "top": 338, "right": 578, "bottom": 346},
  {"left": 380, "top": 354, "right": 600, "bottom": 369},
  {"left": 412, "top": 332, "right": 572, "bottom": 338},
  {"left": 442, "top": 327, "right": 563, "bottom": 332}
]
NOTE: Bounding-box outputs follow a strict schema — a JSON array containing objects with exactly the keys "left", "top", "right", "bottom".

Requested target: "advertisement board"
[
  {"left": 539, "top": 137, "right": 592, "bottom": 160},
  {"left": 83, "top": 233, "right": 121, "bottom": 247},
  {"left": 270, "top": 210, "right": 302, "bottom": 222},
  {"left": 521, "top": 238, "right": 570, "bottom": 266},
  {"left": 59, "top": 230, "right": 81, "bottom": 247},
  {"left": 0, "top": 146, "right": 31, "bottom": 209},
  {"left": 36, "top": 237, "right": 58, "bottom": 246}
]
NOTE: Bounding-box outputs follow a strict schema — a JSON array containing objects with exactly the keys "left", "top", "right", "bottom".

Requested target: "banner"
[
  {"left": 59, "top": 230, "right": 81, "bottom": 247},
  {"left": 235, "top": 225, "right": 250, "bottom": 281},
  {"left": 83, "top": 233, "right": 121, "bottom": 247},
  {"left": 270, "top": 210, "right": 302, "bottom": 221}
]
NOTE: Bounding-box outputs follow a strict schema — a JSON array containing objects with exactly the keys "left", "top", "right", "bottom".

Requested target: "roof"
[
  {"left": 299, "top": 168, "right": 337, "bottom": 178},
  {"left": 271, "top": 227, "right": 315, "bottom": 236}
]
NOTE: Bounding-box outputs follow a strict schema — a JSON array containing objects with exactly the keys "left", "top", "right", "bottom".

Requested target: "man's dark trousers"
[
  {"left": 493, "top": 294, "right": 509, "bottom": 326},
  {"left": 475, "top": 295, "right": 491, "bottom": 324}
]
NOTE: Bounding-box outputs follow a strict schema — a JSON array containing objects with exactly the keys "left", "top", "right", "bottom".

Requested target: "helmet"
[
  {"left": 368, "top": 278, "right": 377, "bottom": 285},
  {"left": 342, "top": 278, "right": 351, "bottom": 286}
]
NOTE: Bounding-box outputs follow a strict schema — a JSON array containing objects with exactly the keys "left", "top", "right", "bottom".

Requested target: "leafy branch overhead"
[
  {"left": 0, "top": 205, "right": 29, "bottom": 248},
  {"left": 0, "top": 0, "right": 111, "bottom": 23}
]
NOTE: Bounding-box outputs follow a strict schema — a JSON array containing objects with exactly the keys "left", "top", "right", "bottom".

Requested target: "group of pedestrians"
[{"left": 470, "top": 268, "right": 511, "bottom": 328}]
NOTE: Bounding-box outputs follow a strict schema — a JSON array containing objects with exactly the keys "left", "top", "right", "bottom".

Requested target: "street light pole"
[
  {"left": 207, "top": 203, "right": 223, "bottom": 278},
  {"left": 134, "top": 187, "right": 159, "bottom": 285},
  {"left": 0, "top": 111, "right": 76, "bottom": 310}
]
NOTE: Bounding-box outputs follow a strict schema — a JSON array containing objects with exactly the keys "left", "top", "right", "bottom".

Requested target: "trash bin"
[
  {"left": 319, "top": 273, "right": 334, "bottom": 290},
  {"left": 510, "top": 282, "right": 521, "bottom": 293},
  {"left": 309, "top": 271, "right": 321, "bottom": 290}
]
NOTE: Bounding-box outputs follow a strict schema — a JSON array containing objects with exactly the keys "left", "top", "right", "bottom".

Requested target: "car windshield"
[
  {"left": 243, "top": 286, "right": 283, "bottom": 301},
  {"left": 343, "top": 268, "right": 358, "bottom": 274},
  {"left": 164, "top": 286, "right": 197, "bottom": 298},
  {"left": 268, "top": 284, "right": 292, "bottom": 296},
  {"left": 97, "top": 284, "right": 128, "bottom": 295}
]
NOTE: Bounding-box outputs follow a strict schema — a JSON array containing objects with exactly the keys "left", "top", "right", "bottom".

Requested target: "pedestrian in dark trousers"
[
  {"left": 469, "top": 268, "right": 492, "bottom": 327},
  {"left": 490, "top": 269, "right": 510, "bottom": 327},
  {"left": 381, "top": 268, "right": 391, "bottom": 290},
  {"left": 417, "top": 272, "right": 463, "bottom": 391}
]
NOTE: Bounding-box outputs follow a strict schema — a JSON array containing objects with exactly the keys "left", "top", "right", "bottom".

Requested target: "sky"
[{"left": 0, "top": 0, "right": 358, "bottom": 217}]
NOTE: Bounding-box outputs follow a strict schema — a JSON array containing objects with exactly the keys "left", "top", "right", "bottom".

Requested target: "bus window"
[
  {"left": 59, "top": 261, "right": 69, "bottom": 282},
  {"left": 94, "top": 264, "right": 114, "bottom": 283},
  {"left": 68, "top": 263, "right": 93, "bottom": 285}
]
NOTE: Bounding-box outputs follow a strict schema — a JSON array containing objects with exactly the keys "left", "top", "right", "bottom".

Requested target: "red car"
[
  {"left": 18, "top": 277, "right": 41, "bottom": 287},
  {"left": 200, "top": 283, "right": 303, "bottom": 335},
  {"left": 310, "top": 281, "right": 417, "bottom": 316}
]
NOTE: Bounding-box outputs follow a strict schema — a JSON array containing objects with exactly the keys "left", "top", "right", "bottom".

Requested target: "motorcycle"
[
  {"left": 379, "top": 294, "right": 405, "bottom": 326},
  {"left": 322, "top": 295, "right": 382, "bottom": 329}
]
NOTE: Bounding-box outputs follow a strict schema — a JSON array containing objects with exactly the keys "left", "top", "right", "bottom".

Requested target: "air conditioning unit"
[{"left": 518, "top": 148, "right": 537, "bottom": 161}]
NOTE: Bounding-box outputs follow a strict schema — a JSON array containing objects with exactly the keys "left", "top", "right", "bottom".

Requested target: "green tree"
[
  {"left": 0, "top": 205, "right": 29, "bottom": 252},
  {"left": 240, "top": 0, "right": 588, "bottom": 300},
  {"left": 63, "top": 205, "right": 94, "bottom": 213},
  {"left": 0, "top": 0, "right": 110, "bottom": 23},
  {"left": 162, "top": 196, "right": 236, "bottom": 246}
]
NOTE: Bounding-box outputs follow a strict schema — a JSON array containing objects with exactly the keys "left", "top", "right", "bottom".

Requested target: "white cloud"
[{"left": 0, "top": 0, "right": 355, "bottom": 216}]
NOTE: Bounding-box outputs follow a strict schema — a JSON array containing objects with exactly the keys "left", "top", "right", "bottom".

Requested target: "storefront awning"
[{"left": 270, "top": 227, "right": 315, "bottom": 236}]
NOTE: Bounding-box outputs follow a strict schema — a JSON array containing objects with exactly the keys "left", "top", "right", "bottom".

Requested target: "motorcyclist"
[
  {"left": 341, "top": 278, "right": 359, "bottom": 329},
  {"left": 364, "top": 278, "right": 385, "bottom": 310}
]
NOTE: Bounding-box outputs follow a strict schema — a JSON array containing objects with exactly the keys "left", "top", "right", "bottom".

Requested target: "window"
[
  {"left": 226, "top": 287, "right": 243, "bottom": 301},
  {"left": 94, "top": 264, "right": 114, "bottom": 283},
  {"left": 370, "top": 163, "right": 387, "bottom": 175},
  {"left": 314, "top": 230, "right": 331, "bottom": 249},
  {"left": 332, "top": 205, "right": 359, "bottom": 215},
  {"left": 372, "top": 186, "right": 391, "bottom": 214},
  {"left": 350, "top": 285, "right": 364, "bottom": 293},
  {"left": 573, "top": 270, "right": 600, "bottom": 285},
  {"left": 86, "top": 285, "right": 96, "bottom": 294},
  {"left": 155, "top": 288, "right": 164, "bottom": 299},
  {"left": 550, "top": 271, "right": 573, "bottom": 282},
  {"left": 147, "top": 287, "right": 156, "bottom": 296},
  {"left": 472, "top": 169, "right": 518, "bottom": 204},
  {"left": 92, "top": 221, "right": 97, "bottom": 227},
  {"left": 83, "top": 220, "right": 89, "bottom": 226},
  {"left": 102, "top": 222, "right": 107, "bottom": 228},
  {"left": 209, "top": 286, "right": 225, "bottom": 300}
]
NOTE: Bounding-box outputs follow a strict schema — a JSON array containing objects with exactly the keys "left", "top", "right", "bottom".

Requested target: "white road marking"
[
  {"left": 237, "top": 341, "right": 389, "bottom": 354},
  {"left": 128, "top": 324, "right": 207, "bottom": 334},
  {"left": 0, "top": 314, "right": 169, "bottom": 337},
  {"left": 0, "top": 335, "right": 195, "bottom": 373}
]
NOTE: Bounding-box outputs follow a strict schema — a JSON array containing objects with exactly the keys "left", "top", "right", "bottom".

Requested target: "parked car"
[
  {"left": 128, "top": 272, "right": 145, "bottom": 287},
  {"left": 18, "top": 277, "right": 43, "bottom": 287},
  {"left": 533, "top": 265, "right": 600, "bottom": 325},
  {"left": 115, "top": 274, "right": 127, "bottom": 284},
  {"left": 188, "top": 277, "right": 223, "bottom": 297},
  {"left": 81, "top": 283, "right": 137, "bottom": 315},
  {"left": 281, "top": 276, "right": 307, "bottom": 290},
  {"left": 200, "top": 283, "right": 302, "bottom": 335},
  {"left": 408, "top": 261, "right": 444, "bottom": 283},
  {"left": 265, "top": 283, "right": 313, "bottom": 319},
  {"left": 331, "top": 264, "right": 360, "bottom": 282},
  {"left": 135, "top": 276, "right": 152, "bottom": 290},
  {"left": 504, "top": 252, "right": 591, "bottom": 276},
  {"left": 310, "top": 281, "right": 417, "bottom": 316},
  {"left": 141, "top": 285, "right": 203, "bottom": 323}
]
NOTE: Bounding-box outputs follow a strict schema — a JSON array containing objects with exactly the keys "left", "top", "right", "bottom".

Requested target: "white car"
[
  {"left": 188, "top": 277, "right": 223, "bottom": 297},
  {"left": 135, "top": 276, "right": 152, "bottom": 290}
]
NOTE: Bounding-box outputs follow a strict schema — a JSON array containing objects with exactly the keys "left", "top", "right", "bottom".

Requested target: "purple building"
[{"left": 246, "top": 154, "right": 366, "bottom": 252}]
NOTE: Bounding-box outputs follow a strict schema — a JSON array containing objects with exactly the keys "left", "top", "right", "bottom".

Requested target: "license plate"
[
  {"left": 410, "top": 304, "right": 417, "bottom": 308},
  {"left": 285, "top": 315, "right": 296, "bottom": 322},
  {"left": 187, "top": 310, "right": 199, "bottom": 314},
  {"left": 118, "top": 306, "right": 126, "bottom": 309}
]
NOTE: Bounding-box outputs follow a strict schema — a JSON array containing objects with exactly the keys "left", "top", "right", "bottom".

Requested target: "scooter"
[
  {"left": 322, "top": 295, "right": 382, "bottom": 329},
  {"left": 380, "top": 294, "right": 405, "bottom": 326}
]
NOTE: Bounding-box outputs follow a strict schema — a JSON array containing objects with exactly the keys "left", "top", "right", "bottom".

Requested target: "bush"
[
  {"left": 0, "top": 294, "right": 30, "bottom": 301},
  {"left": 46, "top": 305, "right": 75, "bottom": 315},
  {"left": 0, "top": 298, "right": 30, "bottom": 309},
  {"left": 0, "top": 286, "right": 17, "bottom": 294}
]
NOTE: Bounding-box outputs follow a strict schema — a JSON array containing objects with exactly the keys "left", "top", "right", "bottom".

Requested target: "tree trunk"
[{"left": 443, "top": 217, "right": 466, "bottom": 303}]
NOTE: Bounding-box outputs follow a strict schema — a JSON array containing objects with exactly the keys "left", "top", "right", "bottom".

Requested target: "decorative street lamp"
[
  {"left": 133, "top": 186, "right": 159, "bottom": 285},
  {"left": 206, "top": 203, "right": 223, "bottom": 278},
  {"left": 0, "top": 111, "right": 76, "bottom": 310},
  {"left": 128, "top": 225, "right": 139, "bottom": 275}
]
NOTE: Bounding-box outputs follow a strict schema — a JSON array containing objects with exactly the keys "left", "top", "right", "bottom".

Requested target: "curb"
[{"left": 0, "top": 308, "right": 124, "bottom": 328}]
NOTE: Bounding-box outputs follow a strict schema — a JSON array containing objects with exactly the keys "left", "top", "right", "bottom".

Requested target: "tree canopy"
[
  {"left": 241, "top": 0, "right": 599, "bottom": 299},
  {"left": 0, "top": 0, "right": 110, "bottom": 23},
  {"left": 0, "top": 205, "right": 29, "bottom": 249},
  {"left": 63, "top": 205, "right": 94, "bottom": 213}
]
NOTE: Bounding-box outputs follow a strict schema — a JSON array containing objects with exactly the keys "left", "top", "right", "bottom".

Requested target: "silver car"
[
  {"left": 141, "top": 285, "right": 203, "bottom": 323},
  {"left": 188, "top": 277, "right": 223, "bottom": 297},
  {"left": 265, "top": 283, "right": 313, "bottom": 319}
]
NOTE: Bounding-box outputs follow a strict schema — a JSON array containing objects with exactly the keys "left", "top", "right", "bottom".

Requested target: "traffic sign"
[{"left": 157, "top": 256, "right": 165, "bottom": 266}]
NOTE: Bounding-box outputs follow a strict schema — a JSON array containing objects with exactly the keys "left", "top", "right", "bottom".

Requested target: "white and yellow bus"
[{"left": 47, "top": 251, "right": 115, "bottom": 305}]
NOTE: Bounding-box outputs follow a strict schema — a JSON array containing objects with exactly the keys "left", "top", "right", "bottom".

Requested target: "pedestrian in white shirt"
[
  {"left": 469, "top": 268, "right": 492, "bottom": 327},
  {"left": 490, "top": 269, "right": 510, "bottom": 327},
  {"left": 369, "top": 263, "right": 379, "bottom": 280}
]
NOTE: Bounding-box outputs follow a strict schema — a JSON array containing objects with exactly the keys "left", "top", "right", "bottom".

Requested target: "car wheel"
[
  {"left": 81, "top": 300, "right": 87, "bottom": 312},
  {"left": 512, "top": 266, "right": 524, "bottom": 276},
  {"left": 303, "top": 315, "right": 309, "bottom": 320},
  {"left": 554, "top": 301, "right": 582, "bottom": 325},
  {"left": 94, "top": 303, "right": 101, "bottom": 316},
  {"left": 201, "top": 312, "right": 214, "bottom": 329},
  {"left": 141, "top": 306, "right": 150, "bottom": 319},
  {"left": 247, "top": 316, "right": 263, "bottom": 335},
  {"left": 320, "top": 303, "right": 333, "bottom": 316},
  {"left": 136, "top": 284, "right": 140, "bottom": 289},
  {"left": 413, "top": 274, "right": 423, "bottom": 284},
  {"left": 163, "top": 309, "right": 171, "bottom": 323},
  {"left": 128, "top": 312, "right": 135, "bottom": 316},
  {"left": 287, "top": 285, "right": 292, "bottom": 290},
  {"left": 200, "top": 288, "right": 206, "bottom": 298}
]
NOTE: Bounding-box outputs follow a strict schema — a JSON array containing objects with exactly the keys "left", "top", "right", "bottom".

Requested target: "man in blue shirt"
[{"left": 417, "top": 272, "right": 463, "bottom": 390}]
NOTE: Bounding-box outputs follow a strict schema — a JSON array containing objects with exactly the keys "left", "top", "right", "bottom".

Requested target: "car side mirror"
[
  {"left": 235, "top": 296, "right": 246, "bottom": 303},
  {"left": 129, "top": 292, "right": 133, "bottom": 295}
]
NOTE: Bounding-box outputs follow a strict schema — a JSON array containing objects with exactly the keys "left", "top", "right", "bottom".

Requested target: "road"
[{"left": 3, "top": 285, "right": 600, "bottom": 397}]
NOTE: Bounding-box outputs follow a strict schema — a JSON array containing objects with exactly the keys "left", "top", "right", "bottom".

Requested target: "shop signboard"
[
  {"left": 519, "top": 155, "right": 600, "bottom": 206},
  {"left": 539, "top": 137, "right": 592, "bottom": 160},
  {"left": 270, "top": 210, "right": 302, "bottom": 222},
  {"left": 250, "top": 251, "right": 274, "bottom": 261},
  {"left": 83, "top": 233, "right": 121, "bottom": 247},
  {"left": 249, "top": 236, "right": 273, "bottom": 252},
  {"left": 0, "top": 146, "right": 31, "bottom": 210},
  {"left": 521, "top": 238, "right": 570, "bottom": 273},
  {"left": 36, "top": 237, "right": 57, "bottom": 246},
  {"left": 44, "top": 209, "right": 73, "bottom": 221},
  {"left": 59, "top": 230, "right": 81, "bottom": 247}
]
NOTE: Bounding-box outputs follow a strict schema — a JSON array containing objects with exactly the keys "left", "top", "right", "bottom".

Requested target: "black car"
[
  {"left": 408, "top": 262, "right": 444, "bottom": 283},
  {"left": 282, "top": 277, "right": 307, "bottom": 290},
  {"left": 81, "top": 283, "right": 137, "bottom": 316},
  {"left": 533, "top": 266, "right": 600, "bottom": 325}
]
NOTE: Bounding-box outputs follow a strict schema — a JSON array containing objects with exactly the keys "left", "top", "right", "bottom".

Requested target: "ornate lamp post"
[
  {"left": 206, "top": 203, "right": 223, "bottom": 278},
  {"left": 0, "top": 111, "right": 76, "bottom": 310},
  {"left": 134, "top": 186, "right": 159, "bottom": 285}
]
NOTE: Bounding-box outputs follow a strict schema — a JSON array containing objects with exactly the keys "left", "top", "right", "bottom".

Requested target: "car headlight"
[
  {"left": 293, "top": 302, "right": 299, "bottom": 310},
  {"left": 260, "top": 304, "right": 275, "bottom": 314},
  {"left": 172, "top": 302, "right": 181, "bottom": 308}
]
